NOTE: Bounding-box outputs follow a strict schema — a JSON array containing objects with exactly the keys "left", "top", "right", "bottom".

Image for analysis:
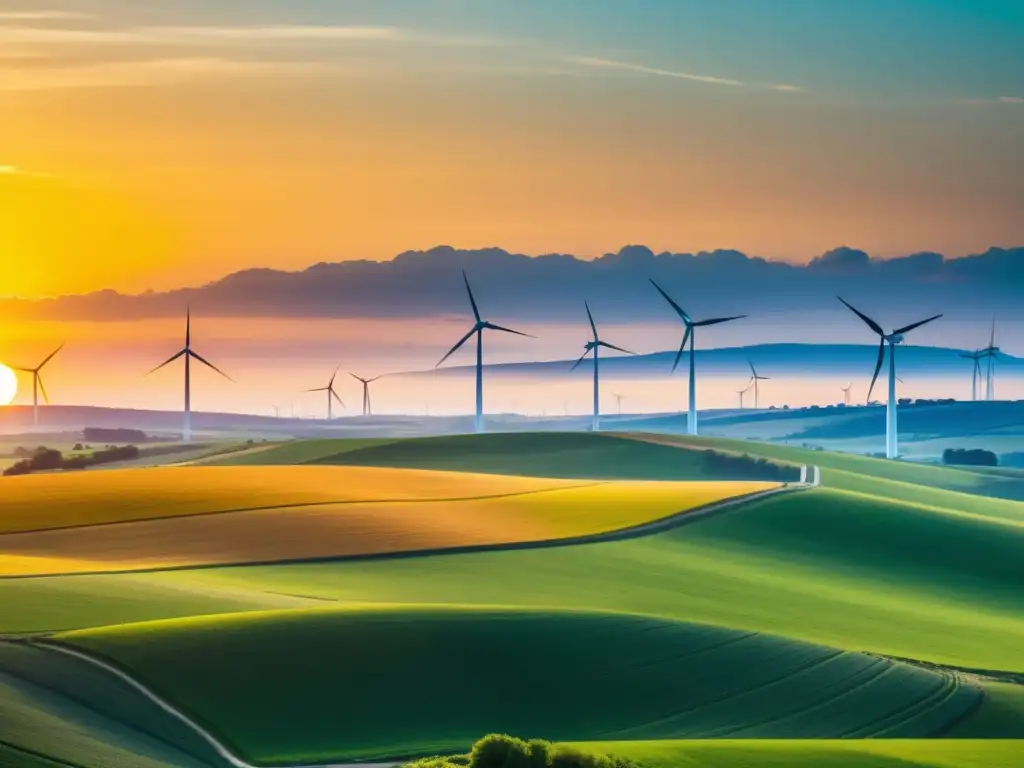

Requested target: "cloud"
[
  {"left": 4, "top": 245, "right": 1021, "bottom": 324},
  {"left": 999, "top": 96, "right": 1024, "bottom": 104},
  {"left": 0, "top": 10, "right": 89, "bottom": 21},
  {"left": 565, "top": 55, "right": 801, "bottom": 92},
  {"left": 0, "top": 57, "right": 335, "bottom": 91},
  {"left": 0, "top": 23, "right": 499, "bottom": 48}
]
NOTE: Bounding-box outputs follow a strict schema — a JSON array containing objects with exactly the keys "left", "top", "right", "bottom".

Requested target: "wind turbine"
[
  {"left": 614, "top": 393, "right": 625, "bottom": 416},
  {"left": 838, "top": 297, "right": 942, "bottom": 459},
  {"left": 840, "top": 383, "right": 853, "bottom": 406},
  {"left": 650, "top": 280, "right": 746, "bottom": 435},
  {"left": 748, "top": 360, "right": 770, "bottom": 409},
  {"left": 980, "top": 317, "right": 1002, "bottom": 401},
  {"left": 736, "top": 379, "right": 753, "bottom": 409},
  {"left": 306, "top": 369, "right": 344, "bottom": 419},
  {"left": 436, "top": 271, "right": 532, "bottom": 433},
  {"left": 14, "top": 343, "right": 64, "bottom": 426},
  {"left": 350, "top": 373, "right": 382, "bottom": 416},
  {"left": 147, "top": 308, "right": 232, "bottom": 442},
  {"left": 570, "top": 302, "right": 634, "bottom": 431},
  {"left": 959, "top": 351, "right": 984, "bottom": 401}
]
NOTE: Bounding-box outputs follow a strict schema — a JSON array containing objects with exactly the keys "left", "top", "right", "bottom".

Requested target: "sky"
[{"left": 1, "top": 0, "right": 1023, "bottom": 299}]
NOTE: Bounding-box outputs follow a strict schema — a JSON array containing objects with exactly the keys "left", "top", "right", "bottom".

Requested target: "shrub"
[
  {"left": 72, "top": 443, "right": 84, "bottom": 452},
  {"left": 471, "top": 734, "right": 531, "bottom": 768},
  {"left": 942, "top": 448, "right": 997, "bottom": 467},
  {"left": 548, "top": 746, "right": 637, "bottom": 768},
  {"left": 527, "top": 740, "right": 551, "bottom": 768},
  {"left": 30, "top": 448, "right": 64, "bottom": 471},
  {"left": 3, "top": 460, "right": 33, "bottom": 476}
]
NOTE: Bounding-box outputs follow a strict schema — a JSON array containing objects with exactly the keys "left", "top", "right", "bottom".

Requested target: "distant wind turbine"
[
  {"left": 840, "top": 382, "right": 853, "bottom": 406},
  {"left": 350, "top": 373, "right": 382, "bottom": 416},
  {"left": 748, "top": 360, "right": 770, "bottom": 409},
  {"left": 15, "top": 343, "right": 64, "bottom": 426},
  {"left": 570, "top": 302, "right": 634, "bottom": 431},
  {"left": 614, "top": 393, "right": 624, "bottom": 416},
  {"left": 980, "top": 317, "right": 1003, "bottom": 401},
  {"left": 306, "top": 369, "right": 344, "bottom": 419},
  {"left": 436, "top": 271, "right": 533, "bottom": 433},
  {"left": 838, "top": 297, "right": 942, "bottom": 459},
  {"left": 650, "top": 279, "right": 746, "bottom": 435},
  {"left": 959, "top": 351, "right": 984, "bottom": 401},
  {"left": 147, "top": 308, "right": 232, "bottom": 442},
  {"left": 736, "top": 378, "right": 753, "bottom": 409}
]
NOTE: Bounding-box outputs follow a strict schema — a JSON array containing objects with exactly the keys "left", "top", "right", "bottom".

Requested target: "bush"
[
  {"left": 942, "top": 448, "right": 997, "bottom": 467},
  {"left": 30, "top": 448, "right": 64, "bottom": 471},
  {"left": 471, "top": 734, "right": 531, "bottom": 768},
  {"left": 528, "top": 740, "right": 551, "bottom": 768},
  {"left": 3, "top": 460, "right": 32, "bottom": 476},
  {"left": 72, "top": 443, "right": 84, "bottom": 452}
]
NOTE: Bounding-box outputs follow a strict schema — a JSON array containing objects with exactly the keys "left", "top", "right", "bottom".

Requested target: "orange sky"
[{"left": 1, "top": 3, "right": 1022, "bottom": 299}]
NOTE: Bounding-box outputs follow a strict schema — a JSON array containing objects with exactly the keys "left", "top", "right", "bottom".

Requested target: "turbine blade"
[
  {"left": 349, "top": 372, "right": 363, "bottom": 383},
  {"left": 329, "top": 368, "right": 338, "bottom": 388},
  {"left": 38, "top": 343, "right": 65, "bottom": 370},
  {"left": 990, "top": 315, "right": 996, "bottom": 348},
  {"left": 37, "top": 375, "right": 50, "bottom": 405},
  {"left": 837, "top": 296, "right": 885, "bottom": 336},
  {"left": 569, "top": 350, "right": 590, "bottom": 372},
  {"left": 462, "top": 271, "right": 481, "bottom": 323},
  {"left": 693, "top": 315, "right": 747, "bottom": 327},
  {"left": 436, "top": 327, "right": 477, "bottom": 368},
  {"left": 185, "top": 305, "right": 191, "bottom": 348},
  {"left": 649, "top": 279, "right": 691, "bottom": 323},
  {"left": 748, "top": 360, "right": 757, "bottom": 377},
  {"left": 598, "top": 341, "right": 634, "bottom": 355},
  {"left": 671, "top": 326, "right": 692, "bottom": 373},
  {"left": 485, "top": 322, "right": 534, "bottom": 338},
  {"left": 306, "top": 387, "right": 329, "bottom": 393},
  {"left": 867, "top": 339, "right": 885, "bottom": 402},
  {"left": 145, "top": 348, "right": 186, "bottom": 376},
  {"left": 189, "top": 350, "right": 233, "bottom": 382},
  {"left": 585, "top": 301, "right": 598, "bottom": 340},
  {"left": 331, "top": 389, "right": 345, "bottom": 407},
  {"left": 894, "top": 314, "right": 943, "bottom": 335}
]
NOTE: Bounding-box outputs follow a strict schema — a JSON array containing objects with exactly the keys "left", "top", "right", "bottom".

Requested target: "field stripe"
[
  {"left": 0, "top": 483, "right": 806, "bottom": 580},
  {"left": 0, "top": 483, "right": 603, "bottom": 537}
]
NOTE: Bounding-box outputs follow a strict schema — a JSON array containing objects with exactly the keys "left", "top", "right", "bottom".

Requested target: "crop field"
[
  {"left": 0, "top": 479, "right": 772, "bottom": 576},
  {"left": 587, "top": 739, "right": 1024, "bottom": 768},
  {"left": 0, "top": 642, "right": 215, "bottom": 768},
  {"left": 56, "top": 607, "right": 981, "bottom": 763},
  {"left": 0, "top": 465, "right": 586, "bottom": 534},
  {"left": 0, "top": 431, "right": 1021, "bottom": 767}
]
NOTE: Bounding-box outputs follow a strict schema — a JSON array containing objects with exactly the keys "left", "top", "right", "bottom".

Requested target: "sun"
[{"left": 0, "top": 364, "right": 18, "bottom": 405}]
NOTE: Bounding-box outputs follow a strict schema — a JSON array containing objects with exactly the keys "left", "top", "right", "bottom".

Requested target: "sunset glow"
[{"left": 0, "top": 364, "right": 17, "bottom": 406}]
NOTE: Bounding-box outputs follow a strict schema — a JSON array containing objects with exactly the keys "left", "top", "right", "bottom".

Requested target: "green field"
[
  {"left": 0, "top": 431, "right": 1022, "bottom": 767},
  {"left": 55, "top": 607, "right": 984, "bottom": 763},
  {"left": 587, "top": 739, "right": 1024, "bottom": 768}
]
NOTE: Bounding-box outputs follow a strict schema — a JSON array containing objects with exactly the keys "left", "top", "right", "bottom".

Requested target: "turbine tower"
[
  {"left": 748, "top": 360, "right": 770, "bottom": 409},
  {"left": 980, "top": 317, "right": 1001, "bottom": 401},
  {"left": 840, "top": 383, "right": 853, "bottom": 406},
  {"left": 306, "top": 369, "right": 344, "bottom": 419},
  {"left": 838, "top": 297, "right": 942, "bottom": 459},
  {"left": 570, "top": 302, "right": 634, "bottom": 432},
  {"left": 350, "top": 373, "right": 382, "bottom": 416},
  {"left": 650, "top": 280, "right": 746, "bottom": 435},
  {"left": 147, "top": 308, "right": 232, "bottom": 442},
  {"left": 959, "top": 351, "right": 984, "bottom": 401},
  {"left": 15, "top": 343, "right": 64, "bottom": 426},
  {"left": 736, "top": 379, "right": 753, "bottom": 409},
  {"left": 436, "top": 271, "right": 532, "bottom": 434},
  {"left": 614, "top": 393, "right": 624, "bottom": 416}
]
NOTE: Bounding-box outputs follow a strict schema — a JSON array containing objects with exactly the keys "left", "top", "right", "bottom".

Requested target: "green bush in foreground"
[{"left": 403, "top": 735, "right": 639, "bottom": 768}]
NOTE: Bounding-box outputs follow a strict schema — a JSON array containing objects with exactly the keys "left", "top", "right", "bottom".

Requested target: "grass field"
[
  {"left": 0, "top": 642, "right": 216, "bottom": 768},
  {"left": 304, "top": 432, "right": 800, "bottom": 481},
  {"left": 56, "top": 606, "right": 983, "bottom": 763},
  {"left": 586, "top": 739, "right": 1024, "bottom": 768},
  {"left": 1, "top": 431, "right": 1022, "bottom": 767},
  {"left": 0, "top": 479, "right": 773, "bottom": 576}
]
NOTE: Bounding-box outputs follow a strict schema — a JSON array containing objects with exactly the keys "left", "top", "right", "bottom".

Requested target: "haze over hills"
[{"left": 3, "top": 244, "right": 1022, "bottom": 324}]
